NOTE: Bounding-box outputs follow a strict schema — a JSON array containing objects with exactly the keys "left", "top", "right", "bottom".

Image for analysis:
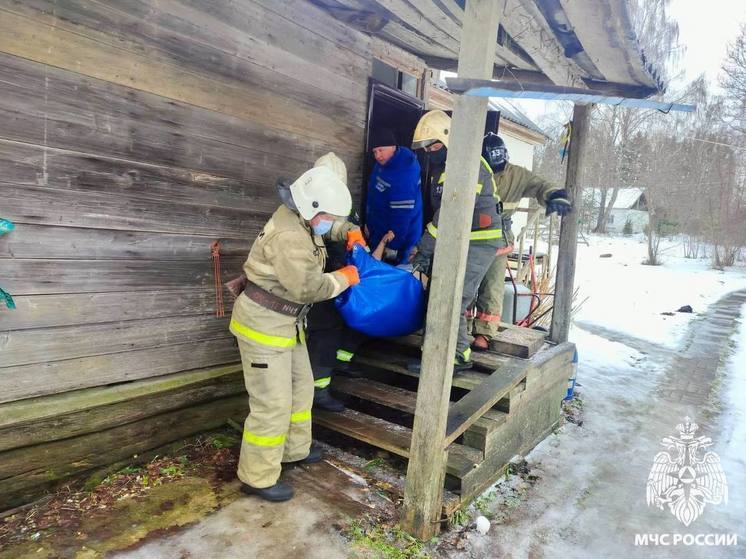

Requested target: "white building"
[{"left": 587, "top": 188, "right": 649, "bottom": 234}]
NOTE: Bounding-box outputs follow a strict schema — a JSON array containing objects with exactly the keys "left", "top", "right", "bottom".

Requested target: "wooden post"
[
  {"left": 545, "top": 214, "right": 555, "bottom": 281},
  {"left": 549, "top": 103, "right": 592, "bottom": 343},
  {"left": 401, "top": 0, "right": 501, "bottom": 540}
]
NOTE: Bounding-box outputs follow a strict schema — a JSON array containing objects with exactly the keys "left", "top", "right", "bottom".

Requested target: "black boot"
[
  {"left": 240, "top": 481, "right": 294, "bottom": 502},
  {"left": 407, "top": 354, "right": 473, "bottom": 375},
  {"left": 285, "top": 444, "right": 323, "bottom": 466},
  {"left": 313, "top": 387, "right": 345, "bottom": 412}
]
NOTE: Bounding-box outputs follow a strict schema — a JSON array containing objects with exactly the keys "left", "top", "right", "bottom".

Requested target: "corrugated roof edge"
[{"left": 433, "top": 78, "right": 549, "bottom": 139}]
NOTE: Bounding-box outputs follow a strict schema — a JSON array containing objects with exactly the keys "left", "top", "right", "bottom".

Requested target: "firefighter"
[
  {"left": 229, "top": 157, "right": 365, "bottom": 502},
  {"left": 472, "top": 133, "right": 571, "bottom": 349},
  {"left": 409, "top": 111, "right": 504, "bottom": 373},
  {"left": 305, "top": 153, "right": 367, "bottom": 413}
]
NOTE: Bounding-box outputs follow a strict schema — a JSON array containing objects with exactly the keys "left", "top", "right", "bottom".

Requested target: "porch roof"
[{"left": 310, "top": 0, "right": 664, "bottom": 98}]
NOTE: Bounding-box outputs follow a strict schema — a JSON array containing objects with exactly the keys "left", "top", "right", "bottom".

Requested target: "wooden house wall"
[{"left": 0, "top": 0, "right": 373, "bottom": 404}]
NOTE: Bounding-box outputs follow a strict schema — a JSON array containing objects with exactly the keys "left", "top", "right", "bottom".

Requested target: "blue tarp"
[{"left": 335, "top": 244, "right": 424, "bottom": 337}]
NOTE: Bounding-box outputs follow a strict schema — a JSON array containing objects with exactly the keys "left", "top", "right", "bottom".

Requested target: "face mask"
[
  {"left": 311, "top": 219, "right": 334, "bottom": 236},
  {"left": 428, "top": 147, "right": 447, "bottom": 167}
]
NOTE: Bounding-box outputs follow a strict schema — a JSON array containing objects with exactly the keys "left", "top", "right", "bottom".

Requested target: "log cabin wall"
[{"left": 0, "top": 0, "right": 377, "bottom": 507}]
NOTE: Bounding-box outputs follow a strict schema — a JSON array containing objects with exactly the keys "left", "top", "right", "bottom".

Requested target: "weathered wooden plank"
[
  {"left": 0, "top": 257, "right": 244, "bottom": 296},
  {"left": 332, "top": 376, "right": 506, "bottom": 434},
  {"left": 284, "top": 459, "right": 388, "bottom": 518},
  {"left": 1, "top": 291, "right": 221, "bottom": 330},
  {"left": 353, "top": 353, "right": 490, "bottom": 391},
  {"left": 487, "top": 324, "right": 546, "bottom": 358},
  {"left": 551, "top": 104, "right": 591, "bottom": 343},
  {"left": 402, "top": 0, "right": 502, "bottom": 539},
  {"left": 0, "top": 338, "right": 240, "bottom": 404},
  {"left": 0, "top": 53, "right": 361, "bottom": 182},
  {"left": 314, "top": 408, "right": 481, "bottom": 479},
  {"left": 0, "top": 224, "right": 250, "bottom": 260},
  {"left": 390, "top": 333, "right": 511, "bottom": 370},
  {"left": 319, "top": 443, "right": 463, "bottom": 517},
  {"left": 252, "top": 0, "right": 372, "bottom": 59},
  {"left": 3, "top": 0, "right": 371, "bottom": 97},
  {"left": 0, "top": 364, "right": 245, "bottom": 452},
  {"left": 458, "top": 376, "right": 568, "bottom": 504},
  {"left": 445, "top": 361, "right": 530, "bottom": 446},
  {"left": 1, "top": 184, "right": 265, "bottom": 236},
  {"left": 325, "top": 0, "right": 455, "bottom": 59},
  {"left": 1, "top": 315, "right": 231, "bottom": 367},
  {"left": 0, "top": 8, "right": 364, "bottom": 146},
  {"left": 0, "top": 394, "right": 248, "bottom": 510},
  {"left": 0, "top": 140, "right": 284, "bottom": 212}
]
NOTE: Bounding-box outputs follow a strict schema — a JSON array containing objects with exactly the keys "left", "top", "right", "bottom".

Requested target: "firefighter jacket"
[
  {"left": 494, "top": 162, "right": 560, "bottom": 245},
  {"left": 425, "top": 156, "right": 503, "bottom": 242},
  {"left": 229, "top": 205, "right": 355, "bottom": 351},
  {"left": 366, "top": 147, "right": 423, "bottom": 264},
  {"left": 495, "top": 163, "right": 561, "bottom": 218}
]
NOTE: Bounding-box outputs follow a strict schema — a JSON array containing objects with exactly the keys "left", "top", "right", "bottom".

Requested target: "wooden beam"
[
  {"left": 401, "top": 0, "right": 501, "bottom": 540},
  {"left": 550, "top": 104, "right": 592, "bottom": 343},
  {"left": 501, "top": 0, "right": 585, "bottom": 88},
  {"left": 444, "top": 361, "right": 528, "bottom": 446}
]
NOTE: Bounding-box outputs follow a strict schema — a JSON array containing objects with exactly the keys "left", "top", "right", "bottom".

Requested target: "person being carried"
[
  {"left": 472, "top": 133, "right": 571, "bottom": 350},
  {"left": 365, "top": 128, "right": 422, "bottom": 265}
]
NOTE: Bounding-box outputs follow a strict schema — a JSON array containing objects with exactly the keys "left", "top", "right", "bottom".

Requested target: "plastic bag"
[{"left": 335, "top": 244, "right": 425, "bottom": 337}]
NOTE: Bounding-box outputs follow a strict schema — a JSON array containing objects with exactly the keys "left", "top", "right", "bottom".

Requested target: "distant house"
[{"left": 588, "top": 188, "right": 649, "bottom": 233}]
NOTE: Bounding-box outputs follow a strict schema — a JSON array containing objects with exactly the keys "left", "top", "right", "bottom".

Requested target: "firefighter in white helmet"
[
  {"left": 409, "top": 110, "right": 505, "bottom": 373},
  {"left": 229, "top": 153, "right": 365, "bottom": 502}
]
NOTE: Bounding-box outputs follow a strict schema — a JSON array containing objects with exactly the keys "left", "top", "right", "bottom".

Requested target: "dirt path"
[{"left": 449, "top": 290, "right": 746, "bottom": 559}]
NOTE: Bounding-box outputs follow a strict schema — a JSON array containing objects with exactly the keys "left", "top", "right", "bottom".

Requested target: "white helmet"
[
  {"left": 290, "top": 166, "right": 352, "bottom": 220},
  {"left": 314, "top": 152, "right": 348, "bottom": 186},
  {"left": 412, "top": 110, "right": 451, "bottom": 149}
]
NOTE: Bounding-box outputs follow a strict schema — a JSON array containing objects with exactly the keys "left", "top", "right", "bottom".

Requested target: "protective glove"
[
  {"left": 337, "top": 265, "right": 360, "bottom": 287},
  {"left": 545, "top": 189, "right": 572, "bottom": 217},
  {"left": 410, "top": 250, "right": 431, "bottom": 275},
  {"left": 346, "top": 229, "right": 367, "bottom": 251}
]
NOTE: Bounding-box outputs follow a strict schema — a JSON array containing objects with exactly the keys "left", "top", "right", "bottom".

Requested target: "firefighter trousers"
[
  {"left": 473, "top": 252, "right": 509, "bottom": 339},
  {"left": 236, "top": 338, "right": 314, "bottom": 488},
  {"left": 306, "top": 300, "right": 366, "bottom": 389},
  {"left": 456, "top": 242, "right": 499, "bottom": 356}
]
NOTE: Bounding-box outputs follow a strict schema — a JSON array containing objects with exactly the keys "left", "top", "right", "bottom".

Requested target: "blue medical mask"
[{"left": 311, "top": 220, "right": 334, "bottom": 236}]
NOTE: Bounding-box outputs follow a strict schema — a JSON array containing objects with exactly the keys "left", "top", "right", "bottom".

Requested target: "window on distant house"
[{"left": 608, "top": 214, "right": 615, "bottom": 224}]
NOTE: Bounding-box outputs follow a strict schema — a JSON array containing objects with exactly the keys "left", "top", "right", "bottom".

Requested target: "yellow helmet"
[
  {"left": 313, "top": 152, "right": 348, "bottom": 186},
  {"left": 290, "top": 166, "right": 352, "bottom": 220},
  {"left": 412, "top": 110, "right": 451, "bottom": 150}
]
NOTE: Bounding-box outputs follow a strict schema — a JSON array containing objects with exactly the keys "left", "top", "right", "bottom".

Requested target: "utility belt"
[{"left": 243, "top": 279, "right": 311, "bottom": 320}]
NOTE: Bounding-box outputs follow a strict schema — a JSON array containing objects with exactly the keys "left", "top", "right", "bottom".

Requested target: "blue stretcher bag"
[{"left": 335, "top": 244, "right": 425, "bottom": 337}]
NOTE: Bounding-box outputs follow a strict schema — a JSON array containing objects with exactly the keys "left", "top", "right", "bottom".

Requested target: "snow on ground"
[
  {"left": 572, "top": 234, "right": 746, "bottom": 348},
  {"left": 450, "top": 234, "right": 746, "bottom": 559}
]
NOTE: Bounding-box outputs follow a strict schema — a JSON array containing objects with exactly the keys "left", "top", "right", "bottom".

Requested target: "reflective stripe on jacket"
[
  {"left": 426, "top": 156, "right": 502, "bottom": 242},
  {"left": 230, "top": 205, "right": 353, "bottom": 348}
]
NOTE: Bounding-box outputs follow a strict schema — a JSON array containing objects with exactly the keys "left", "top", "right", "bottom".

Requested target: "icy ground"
[{"left": 450, "top": 234, "right": 746, "bottom": 558}]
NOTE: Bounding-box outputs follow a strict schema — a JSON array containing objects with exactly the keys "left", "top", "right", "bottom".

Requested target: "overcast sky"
[
  {"left": 514, "top": 0, "right": 746, "bottom": 123},
  {"left": 669, "top": 0, "right": 746, "bottom": 89}
]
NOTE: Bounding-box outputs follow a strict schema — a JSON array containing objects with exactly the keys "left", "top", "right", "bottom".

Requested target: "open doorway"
[{"left": 362, "top": 80, "right": 502, "bottom": 228}]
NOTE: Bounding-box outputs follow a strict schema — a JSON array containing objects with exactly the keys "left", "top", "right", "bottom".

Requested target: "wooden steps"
[
  {"left": 312, "top": 338, "right": 577, "bottom": 515},
  {"left": 332, "top": 376, "right": 507, "bottom": 438},
  {"left": 314, "top": 408, "right": 481, "bottom": 479}
]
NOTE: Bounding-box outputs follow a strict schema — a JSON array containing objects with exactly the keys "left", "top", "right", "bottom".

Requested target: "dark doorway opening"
[{"left": 362, "top": 80, "right": 502, "bottom": 228}]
